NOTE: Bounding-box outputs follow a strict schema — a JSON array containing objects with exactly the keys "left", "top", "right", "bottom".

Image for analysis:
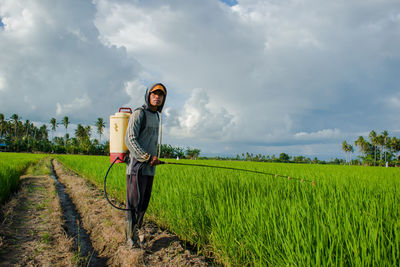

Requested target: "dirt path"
[
  {"left": 0, "top": 175, "right": 75, "bottom": 266},
  {"left": 0, "top": 159, "right": 212, "bottom": 266},
  {"left": 52, "top": 159, "right": 212, "bottom": 266}
]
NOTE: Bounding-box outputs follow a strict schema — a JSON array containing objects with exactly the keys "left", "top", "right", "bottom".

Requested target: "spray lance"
[{"left": 104, "top": 107, "right": 315, "bottom": 211}]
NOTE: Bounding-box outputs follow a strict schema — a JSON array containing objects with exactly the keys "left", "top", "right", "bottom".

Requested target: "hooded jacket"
[{"left": 125, "top": 83, "right": 167, "bottom": 176}]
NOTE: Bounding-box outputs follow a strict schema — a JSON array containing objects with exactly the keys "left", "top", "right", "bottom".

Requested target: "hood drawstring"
[{"left": 158, "top": 111, "right": 163, "bottom": 158}]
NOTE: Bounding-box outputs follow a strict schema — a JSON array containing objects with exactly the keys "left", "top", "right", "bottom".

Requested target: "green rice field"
[
  {"left": 54, "top": 154, "right": 400, "bottom": 266},
  {"left": 0, "top": 153, "right": 47, "bottom": 204}
]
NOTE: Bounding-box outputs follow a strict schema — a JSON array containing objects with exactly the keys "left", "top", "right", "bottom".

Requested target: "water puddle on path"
[{"left": 50, "top": 161, "right": 108, "bottom": 267}]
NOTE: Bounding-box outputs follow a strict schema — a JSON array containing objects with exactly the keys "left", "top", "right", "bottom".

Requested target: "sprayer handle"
[{"left": 119, "top": 107, "right": 132, "bottom": 114}]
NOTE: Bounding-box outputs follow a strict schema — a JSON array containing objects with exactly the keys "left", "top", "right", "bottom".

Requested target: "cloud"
[
  {"left": 56, "top": 94, "right": 92, "bottom": 116},
  {"left": 386, "top": 93, "right": 400, "bottom": 109},
  {"left": 0, "top": 0, "right": 142, "bottom": 124},
  {"left": 0, "top": 74, "right": 6, "bottom": 92},
  {"left": 1, "top": 0, "right": 400, "bottom": 160},
  {"left": 166, "top": 88, "right": 235, "bottom": 140},
  {"left": 294, "top": 129, "right": 342, "bottom": 141}
]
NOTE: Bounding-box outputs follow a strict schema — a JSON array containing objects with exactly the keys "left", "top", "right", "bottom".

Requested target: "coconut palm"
[
  {"left": 84, "top": 125, "right": 91, "bottom": 139},
  {"left": 0, "top": 113, "right": 4, "bottom": 139},
  {"left": 354, "top": 136, "right": 365, "bottom": 160},
  {"left": 382, "top": 130, "right": 389, "bottom": 162},
  {"left": 95, "top": 118, "right": 105, "bottom": 143},
  {"left": 390, "top": 137, "right": 400, "bottom": 161},
  {"left": 75, "top": 124, "right": 86, "bottom": 144},
  {"left": 342, "top": 141, "right": 349, "bottom": 164},
  {"left": 368, "top": 130, "right": 377, "bottom": 166},
  {"left": 10, "top": 113, "right": 19, "bottom": 138},
  {"left": 62, "top": 116, "right": 69, "bottom": 146},
  {"left": 376, "top": 134, "right": 385, "bottom": 162},
  {"left": 50, "top": 118, "right": 57, "bottom": 140},
  {"left": 348, "top": 144, "right": 354, "bottom": 164},
  {"left": 39, "top": 125, "right": 48, "bottom": 140}
]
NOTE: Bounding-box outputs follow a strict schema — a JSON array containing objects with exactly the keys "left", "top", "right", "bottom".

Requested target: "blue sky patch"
[
  {"left": 219, "top": 0, "right": 238, "bottom": 6},
  {"left": 0, "top": 17, "right": 4, "bottom": 28}
]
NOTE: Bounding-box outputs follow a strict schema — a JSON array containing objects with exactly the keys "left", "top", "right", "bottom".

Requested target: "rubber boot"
[
  {"left": 137, "top": 211, "right": 145, "bottom": 229},
  {"left": 126, "top": 220, "right": 139, "bottom": 248}
]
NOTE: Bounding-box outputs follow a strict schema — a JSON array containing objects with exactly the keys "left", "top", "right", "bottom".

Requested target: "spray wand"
[{"left": 158, "top": 161, "right": 316, "bottom": 185}]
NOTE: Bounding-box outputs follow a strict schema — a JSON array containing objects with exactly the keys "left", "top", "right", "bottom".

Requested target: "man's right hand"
[{"left": 149, "top": 156, "right": 160, "bottom": 166}]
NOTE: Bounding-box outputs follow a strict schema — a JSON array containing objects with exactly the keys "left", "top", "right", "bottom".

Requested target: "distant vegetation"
[
  {"left": 0, "top": 113, "right": 108, "bottom": 155},
  {"left": 2, "top": 113, "right": 398, "bottom": 166},
  {"left": 342, "top": 130, "right": 400, "bottom": 166},
  {"left": 0, "top": 113, "right": 201, "bottom": 159}
]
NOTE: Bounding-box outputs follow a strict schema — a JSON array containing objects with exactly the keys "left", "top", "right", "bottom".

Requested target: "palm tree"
[
  {"left": 342, "top": 141, "right": 349, "bottom": 164},
  {"left": 354, "top": 136, "right": 364, "bottom": 160},
  {"left": 369, "top": 130, "right": 377, "bottom": 166},
  {"left": 11, "top": 113, "right": 19, "bottom": 138},
  {"left": 0, "top": 113, "right": 4, "bottom": 139},
  {"left": 376, "top": 134, "right": 385, "bottom": 163},
  {"left": 356, "top": 135, "right": 370, "bottom": 161},
  {"left": 39, "top": 125, "right": 48, "bottom": 140},
  {"left": 84, "top": 125, "right": 91, "bottom": 139},
  {"left": 62, "top": 116, "right": 69, "bottom": 144},
  {"left": 95, "top": 118, "right": 105, "bottom": 143},
  {"left": 390, "top": 137, "right": 400, "bottom": 162},
  {"left": 75, "top": 124, "right": 87, "bottom": 145},
  {"left": 348, "top": 144, "right": 354, "bottom": 164},
  {"left": 382, "top": 130, "right": 389, "bottom": 162},
  {"left": 50, "top": 118, "right": 57, "bottom": 140}
]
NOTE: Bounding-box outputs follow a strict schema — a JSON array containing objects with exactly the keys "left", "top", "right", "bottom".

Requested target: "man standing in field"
[{"left": 125, "top": 83, "right": 167, "bottom": 248}]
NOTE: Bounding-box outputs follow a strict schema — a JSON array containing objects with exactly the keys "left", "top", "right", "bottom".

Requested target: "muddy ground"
[{"left": 0, "top": 159, "right": 213, "bottom": 266}]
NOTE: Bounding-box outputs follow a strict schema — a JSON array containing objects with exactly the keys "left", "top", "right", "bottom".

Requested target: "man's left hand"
[{"left": 149, "top": 156, "right": 160, "bottom": 166}]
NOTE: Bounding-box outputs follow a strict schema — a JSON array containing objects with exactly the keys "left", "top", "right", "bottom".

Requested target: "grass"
[
  {"left": 0, "top": 153, "right": 48, "bottom": 204},
  {"left": 55, "top": 154, "right": 400, "bottom": 266}
]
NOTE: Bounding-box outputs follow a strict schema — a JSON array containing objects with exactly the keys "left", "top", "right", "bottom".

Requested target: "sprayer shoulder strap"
[{"left": 135, "top": 107, "right": 159, "bottom": 136}]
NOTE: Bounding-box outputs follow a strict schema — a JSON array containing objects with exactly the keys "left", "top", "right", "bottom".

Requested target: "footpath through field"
[
  {"left": 0, "top": 174, "right": 75, "bottom": 266},
  {"left": 52, "top": 159, "right": 211, "bottom": 266},
  {"left": 0, "top": 157, "right": 212, "bottom": 266}
]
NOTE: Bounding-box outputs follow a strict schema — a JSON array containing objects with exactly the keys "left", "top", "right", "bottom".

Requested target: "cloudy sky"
[{"left": 1, "top": 0, "right": 399, "bottom": 160}]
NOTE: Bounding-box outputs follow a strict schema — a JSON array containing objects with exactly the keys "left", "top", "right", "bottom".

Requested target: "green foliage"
[
  {"left": 56, "top": 155, "right": 400, "bottom": 266},
  {"left": 0, "top": 153, "right": 48, "bottom": 204}
]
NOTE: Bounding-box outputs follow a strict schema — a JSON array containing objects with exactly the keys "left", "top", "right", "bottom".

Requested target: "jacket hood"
[{"left": 143, "top": 83, "right": 167, "bottom": 113}]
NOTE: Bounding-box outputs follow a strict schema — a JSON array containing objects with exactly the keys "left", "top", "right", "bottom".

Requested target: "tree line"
[
  {"left": 210, "top": 152, "right": 344, "bottom": 165},
  {"left": 0, "top": 113, "right": 108, "bottom": 155},
  {"left": 0, "top": 113, "right": 202, "bottom": 159},
  {"left": 342, "top": 130, "right": 400, "bottom": 166}
]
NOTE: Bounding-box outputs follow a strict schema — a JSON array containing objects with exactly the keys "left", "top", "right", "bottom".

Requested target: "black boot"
[
  {"left": 137, "top": 211, "right": 145, "bottom": 229},
  {"left": 126, "top": 220, "right": 139, "bottom": 248}
]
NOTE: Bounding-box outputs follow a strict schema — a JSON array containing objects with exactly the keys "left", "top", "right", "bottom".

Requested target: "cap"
[{"left": 150, "top": 84, "right": 166, "bottom": 95}]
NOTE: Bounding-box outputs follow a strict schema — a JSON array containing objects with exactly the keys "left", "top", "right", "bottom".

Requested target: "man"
[{"left": 125, "top": 83, "right": 167, "bottom": 248}]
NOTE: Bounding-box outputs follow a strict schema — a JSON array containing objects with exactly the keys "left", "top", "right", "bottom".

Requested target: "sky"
[{"left": 1, "top": 0, "right": 400, "bottom": 160}]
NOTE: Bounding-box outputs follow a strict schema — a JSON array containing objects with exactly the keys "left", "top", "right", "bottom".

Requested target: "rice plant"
[
  {"left": 0, "top": 153, "right": 47, "bottom": 204},
  {"left": 56, "top": 155, "right": 400, "bottom": 266}
]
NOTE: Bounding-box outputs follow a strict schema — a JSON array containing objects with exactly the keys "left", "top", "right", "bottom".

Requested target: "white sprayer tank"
[{"left": 109, "top": 107, "right": 132, "bottom": 163}]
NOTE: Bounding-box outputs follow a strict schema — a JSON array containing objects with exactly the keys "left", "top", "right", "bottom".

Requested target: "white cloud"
[
  {"left": 294, "top": 128, "right": 342, "bottom": 141},
  {"left": 386, "top": 94, "right": 400, "bottom": 109},
  {"left": 1, "top": 0, "right": 400, "bottom": 159},
  {"left": 0, "top": 0, "right": 142, "bottom": 123},
  {"left": 56, "top": 94, "right": 92, "bottom": 116},
  {"left": 0, "top": 75, "right": 6, "bottom": 91},
  {"left": 166, "top": 88, "right": 235, "bottom": 140}
]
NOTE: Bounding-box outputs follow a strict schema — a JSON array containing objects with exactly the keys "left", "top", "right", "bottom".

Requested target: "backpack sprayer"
[{"left": 104, "top": 107, "right": 316, "bottom": 211}]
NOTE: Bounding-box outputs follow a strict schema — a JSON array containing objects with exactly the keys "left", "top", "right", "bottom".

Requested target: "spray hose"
[
  {"left": 159, "top": 161, "right": 316, "bottom": 185},
  {"left": 104, "top": 156, "right": 138, "bottom": 211},
  {"left": 104, "top": 159, "right": 316, "bottom": 211}
]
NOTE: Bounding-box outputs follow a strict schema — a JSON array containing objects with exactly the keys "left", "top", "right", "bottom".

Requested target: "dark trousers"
[{"left": 126, "top": 173, "right": 154, "bottom": 228}]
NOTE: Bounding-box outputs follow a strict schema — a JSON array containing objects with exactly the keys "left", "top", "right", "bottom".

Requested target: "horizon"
[{"left": 1, "top": 0, "right": 399, "bottom": 161}]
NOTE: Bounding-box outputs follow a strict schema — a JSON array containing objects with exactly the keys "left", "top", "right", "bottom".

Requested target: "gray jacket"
[{"left": 125, "top": 83, "right": 167, "bottom": 176}]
